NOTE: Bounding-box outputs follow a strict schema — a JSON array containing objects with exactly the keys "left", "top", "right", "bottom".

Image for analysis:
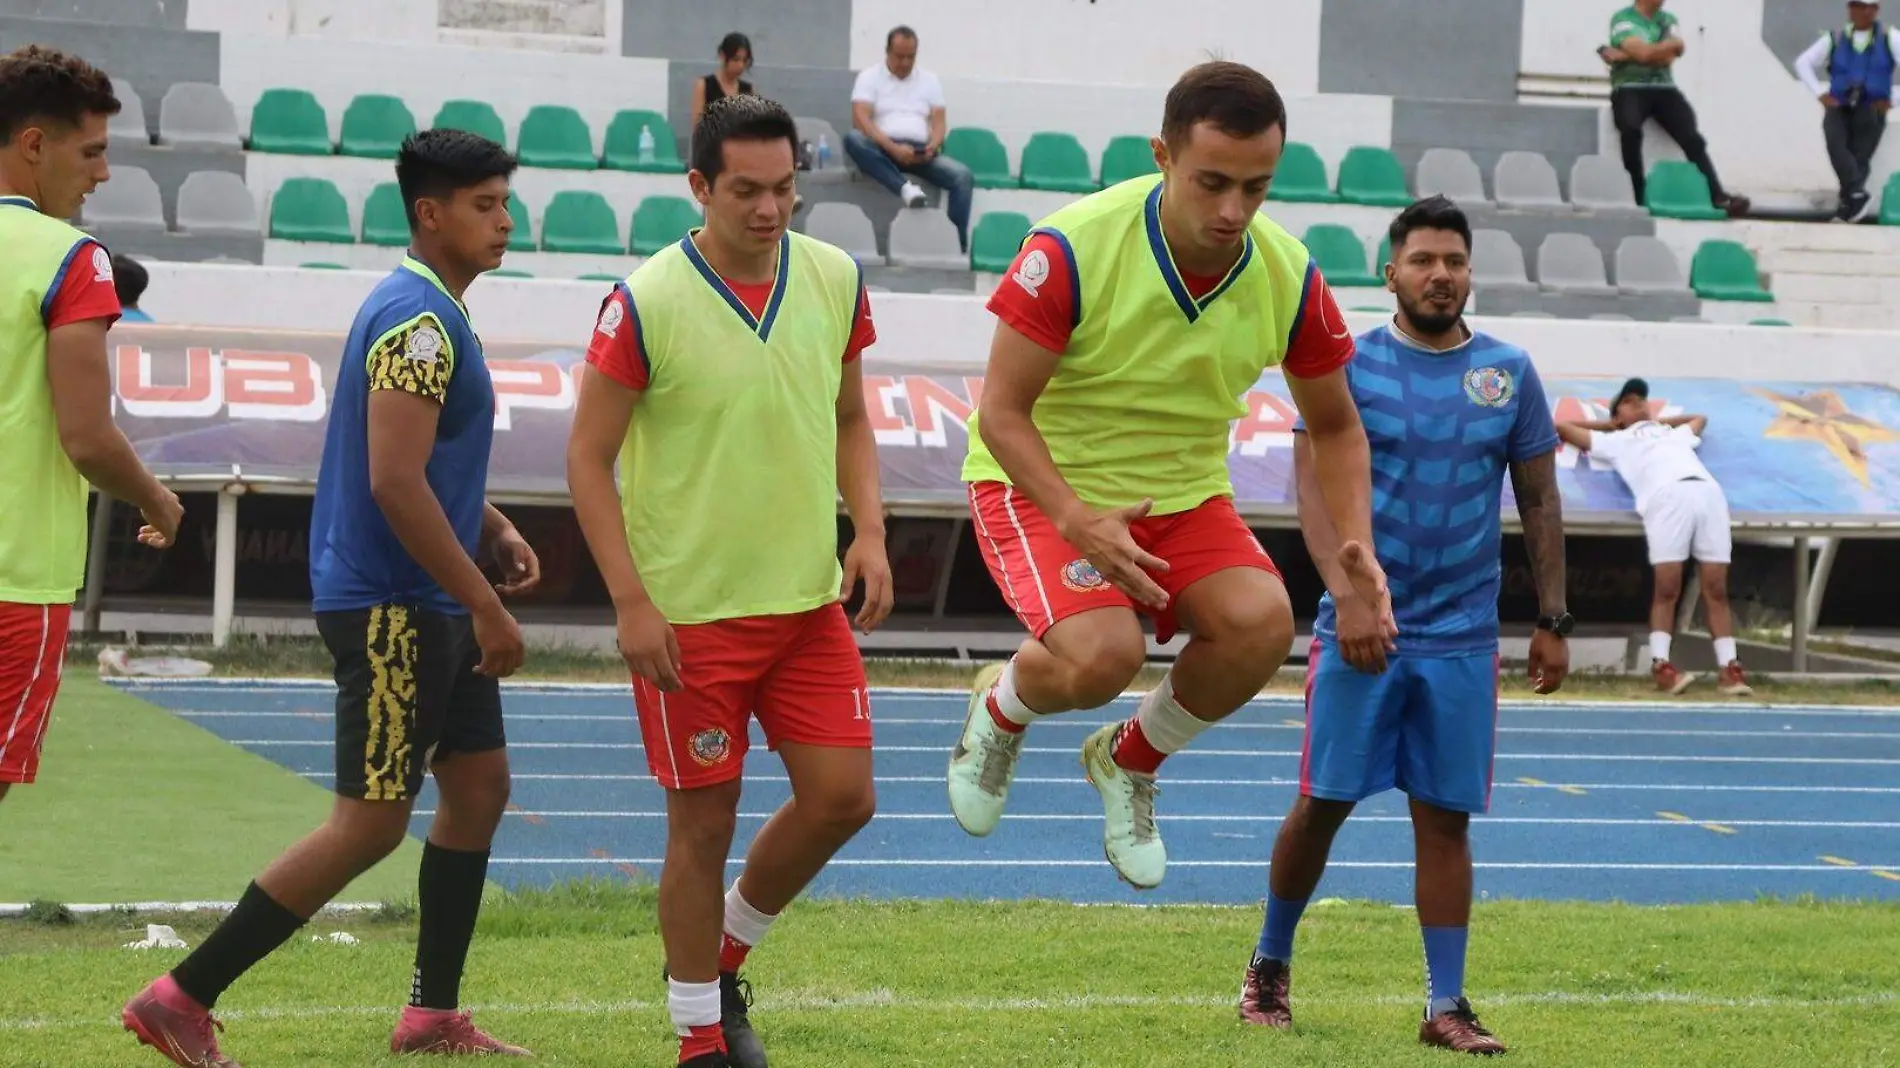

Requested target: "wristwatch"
[{"left": 1536, "top": 612, "right": 1575, "bottom": 637}]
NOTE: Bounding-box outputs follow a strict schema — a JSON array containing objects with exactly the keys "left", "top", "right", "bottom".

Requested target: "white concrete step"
[
  {"left": 1770, "top": 272, "right": 1894, "bottom": 305},
  {"left": 1758, "top": 248, "right": 1900, "bottom": 276}
]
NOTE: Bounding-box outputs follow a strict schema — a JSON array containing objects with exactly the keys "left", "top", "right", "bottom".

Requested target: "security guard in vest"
[{"left": 1795, "top": 1, "right": 1900, "bottom": 221}]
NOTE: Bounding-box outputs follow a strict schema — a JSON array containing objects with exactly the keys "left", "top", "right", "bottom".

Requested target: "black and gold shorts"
[{"left": 314, "top": 603, "right": 505, "bottom": 802}]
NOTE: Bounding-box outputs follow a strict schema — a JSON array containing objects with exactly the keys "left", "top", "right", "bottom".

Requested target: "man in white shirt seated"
[
  {"left": 845, "top": 26, "right": 975, "bottom": 250},
  {"left": 1557, "top": 378, "right": 1751, "bottom": 697},
  {"left": 1792, "top": 0, "right": 1899, "bottom": 222}
]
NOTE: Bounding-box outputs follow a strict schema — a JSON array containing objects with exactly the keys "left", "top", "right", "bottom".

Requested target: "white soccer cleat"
[
  {"left": 947, "top": 662, "right": 1024, "bottom": 837},
  {"left": 1080, "top": 723, "right": 1167, "bottom": 889}
]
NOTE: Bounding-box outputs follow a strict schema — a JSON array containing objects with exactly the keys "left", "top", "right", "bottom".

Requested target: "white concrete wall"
[{"left": 190, "top": 0, "right": 619, "bottom": 52}]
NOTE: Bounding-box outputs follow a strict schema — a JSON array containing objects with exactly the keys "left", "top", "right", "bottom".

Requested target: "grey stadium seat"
[
  {"left": 794, "top": 116, "right": 849, "bottom": 175},
  {"left": 1493, "top": 151, "right": 1564, "bottom": 210},
  {"left": 1614, "top": 236, "right": 1693, "bottom": 295},
  {"left": 1470, "top": 228, "right": 1535, "bottom": 293},
  {"left": 1509, "top": 310, "right": 1556, "bottom": 318},
  {"left": 1590, "top": 313, "right": 1634, "bottom": 321},
  {"left": 176, "top": 171, "right": 261, "bottom": 236},
  {"left": 80, "top": 165, "right": 165, "bottom": 230},
  {"left": 1570, "top": 154, "right": 1642, "bottom": 214},
  {"left": 159, "top": 83, "right": 242, "bottom": 149},
  {"left": 803, "top": 202, "right": 883, "bottom": 265},
  {"left": 1414, "top": 147, "right": 1488, "bottom": 206},
  {"left": 887, "top": 209, "right": 965, "bottom": 269},
  {"left": 108, "top": 78, "right": 148, "bottom": 145},
  {"left": 1536, "top": 232, "right": 1616, "bottom": 296}
]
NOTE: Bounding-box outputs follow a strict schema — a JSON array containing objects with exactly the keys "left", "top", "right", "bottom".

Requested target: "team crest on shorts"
[
  {"left": 688, "top": 728, "right": 732, "bottom": 767},
  {"left": 1462, "top": 366, "right": 1515, "bottom": 407},
  {"left": 1060, "top": 558, "right": 1109, "bottom": 593}
]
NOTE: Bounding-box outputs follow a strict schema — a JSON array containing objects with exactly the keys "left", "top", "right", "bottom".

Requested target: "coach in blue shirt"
[
  {"left": 1237, "top": 196, "right": 1571, "bottom": 1056},
  {"left": 1794, "top": 1, "right": 1898, "bottom": 221}
]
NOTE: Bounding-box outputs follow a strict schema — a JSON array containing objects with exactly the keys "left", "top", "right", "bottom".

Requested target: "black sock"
[
  {"left": 170, "top": 882, "right": 307, "bottom": 1009},
  {"left": 411, "top": 842, "right": 491, "bottom": 1010}
]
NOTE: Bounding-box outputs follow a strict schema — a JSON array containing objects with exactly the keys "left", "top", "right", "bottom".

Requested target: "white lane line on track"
[
  {"left": 479, "top": 858, "right": 1898, "bottom": 872},
  {"left": 6, "top": 988, "right": 1895, "bottom": 1031},
  {"left": 425, "top": 810, "right": 1900, "bottom": 829}
]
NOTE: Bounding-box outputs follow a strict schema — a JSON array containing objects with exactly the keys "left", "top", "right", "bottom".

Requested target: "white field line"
[{"left": 433, "top": 810, "right": 1900, "bottom": 830}]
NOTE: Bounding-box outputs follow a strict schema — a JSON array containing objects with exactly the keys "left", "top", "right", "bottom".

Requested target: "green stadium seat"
[
  {"left": 507, "top": 193, "right": 535, "bottom": 252},
  {"left": 1098, "top": 135, "right": 1157, "bottom": 186},
  {"left": 540, "top": 190, "right": 621, "bottom": 254},
  {"left": 577, "top": 272, "right": 624, "bottom": 282},
  {"left": 1689, "top": 239, "right": 1774, "bottom": 301},
  {"left": 1881, "top": 171, "right": 1900, "bottom": 225},
  {"left": 1336, "top": 146, "right": 1412, "bottom": 207},
  {"left": 300, "top": 262, "right": 347, "bottom": 269},
  {"left": 1749, "top": 317, "right": 1792, "bottom": 326},
  {"left": 603, "top": 110, "right": 684, "bottom": 172},
  {"left": 630, "top": 195, "right": 701, "bottom": 255},
  {"left": 339, "top": 94, "right": 416, "bottom": 159},
  {"left": 431, "top": 100, "right": 507, "bottom": 146},
  {"left": 969, "top": 211, "right": 1032, "bottom": 274},
  {"left": 491, "top": 269, "right": 534, "bottom": 278},
  {"left": 1301, "top": 224, "right": 1381, "bottom": 287},
  {"left": 1349, "top": 305, "right": 1388, "bottom": 312},
  {"left": 1268, "top": 142, "right": 1338, "bottom": 203},
  {"left": 1644, "top": 160, "right": 1725, "bottom": 220},
  {"left": 360, "top": 183, "right": 408, "bottom": 246},
  {"left": 516, "top": 105, "right": 597, "bottom": 170},
  {"left": 1019, "top": 132, "right": 1096, "bottom": 193},
  {"left": 248, "top": 88, "right": 331, "bottom": 155},
  {"left": 269, "top": 177, "right": 353, "bottom": 243},
  {"left": 942, "top": 127, "right": 1016, "bottom": 189}
]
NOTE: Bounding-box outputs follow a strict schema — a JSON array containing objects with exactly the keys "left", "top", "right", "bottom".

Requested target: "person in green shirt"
[{"left": 1599, "top": 1, "right": 1750, "bottom": 216}]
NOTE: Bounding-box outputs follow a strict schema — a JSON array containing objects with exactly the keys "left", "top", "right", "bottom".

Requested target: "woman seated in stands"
[{"left": 690, "top": 32, "right": 755, "bottom": 129}]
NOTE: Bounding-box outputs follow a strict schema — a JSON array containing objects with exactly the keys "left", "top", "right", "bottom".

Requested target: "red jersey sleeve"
[
  {"left": 984, "top": 231, "right": 1077, "bottom": 355},
  {"left": 844, "top": 285, "right": 876, "bottom": 363},
  {"left": 584, "top": 285, "right": 648, "bottom": 391},
  {"left": 1282, "top": 261, "right": 1355, "bottom": 379},
  {"left": 45, "top": 241, "right": 123, "bottom": 329}
]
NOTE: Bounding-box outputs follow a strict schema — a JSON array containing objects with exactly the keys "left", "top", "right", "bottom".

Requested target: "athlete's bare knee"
[
  {"left": 804, "top": 778, "right": 876, "bottom": 838},
  {"left": 1044, "top": 615, "right": 1146, "bottom": 707},
  {"left": 1409, "top": 799, "right": 1471, "bottom": 843},
  {"left": 1288, "top": 794, "right": 1354, "bottom": 834},
  {"left": 1652, "top": 574, "right": 1683, "bottom": 603},
  {"left": 666, "top": 779, "right": 743, "bottom": 857},
  {"left": 327, "top": 798, "right": 413, "bottom": 862}
]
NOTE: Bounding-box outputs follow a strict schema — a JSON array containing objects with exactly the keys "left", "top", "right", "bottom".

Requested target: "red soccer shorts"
[
  {"left": 0, "top": 602, "right": 73, "bottom": 785},
  {"left": 968, "top": 481, "right": 1282, "bottom": 642},
  {"left": 632, "top": 602, "right": 872, "bottom": 790}
]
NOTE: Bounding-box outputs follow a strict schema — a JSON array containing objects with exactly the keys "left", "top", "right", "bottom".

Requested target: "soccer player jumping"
[
  {"left": 1239, "top": 197, "right": 1572, "bottom": 1055},
  {"left": 948, "top": 61, "right": 1391, "bottom": 891},
  {"left": 0, "top": 46, "right": 181, "bottom": 802},
  {"left": 567, "top": 95, "right": 891, "bottom": 1068},
  {"left": 125, "top": 130, "right": 538, "bottom": 1066}
]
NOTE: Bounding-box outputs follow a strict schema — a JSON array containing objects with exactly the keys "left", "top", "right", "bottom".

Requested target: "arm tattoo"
[{"left": 1510, "top": 451, "right": 1567, "bottom": 614}]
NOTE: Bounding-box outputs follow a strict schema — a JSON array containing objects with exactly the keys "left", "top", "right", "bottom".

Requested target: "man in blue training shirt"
[
  {"left": 125, "top": 129, "right": 541, "bottom": 1067},
  {"left": 1236, "top": 196, "right": 1572, "bottom": 1055}
]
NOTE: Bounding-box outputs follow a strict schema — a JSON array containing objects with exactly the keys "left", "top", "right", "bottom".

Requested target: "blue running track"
[{"left": 112, "top": 680, "right": 1900, "bottom": 906}]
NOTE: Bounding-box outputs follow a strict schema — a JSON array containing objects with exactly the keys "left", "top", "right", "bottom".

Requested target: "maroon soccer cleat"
[
  {"left": 1419, "top": 998, "right": 1507, "bottom": 1055},
  {"left": 390, "top": 1006, "right": 534, "bottom": 1056},
  {"left": 1237, "top": 954, "right": 1293, "bottom": 1029},
  {"left": 122, "top": 975, "right": 244, "bottom": 1067},
  {"left": 1718, "top": 661, "right": 1753, "bottom": 696},
  {"left": 1652, "top": 660, "right": 1693, "bottom": 695}
]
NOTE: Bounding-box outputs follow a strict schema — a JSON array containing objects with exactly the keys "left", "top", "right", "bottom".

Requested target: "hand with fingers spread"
[
  {"left": 470, "top": 600, "right": 525, "bottom": 678},
  {"left": 1528, "top": 629, "right": 1569, "bottom": 695},
  {"left": 617, "top": 596, "right": 682, "bottom": 693},
  {"left": 1059, "top": 498, "right": 1171, "bottom": 611},
  {"left": 488, "top": 524, "right": 542, "bottom": 596},
  {"left": 840, "top": 535, "right": 894, "bottom": 634}
]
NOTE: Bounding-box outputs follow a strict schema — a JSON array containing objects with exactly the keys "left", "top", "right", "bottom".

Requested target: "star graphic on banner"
[{"left": 1754, "top": 389, "right": 1900, "bottom": 486}]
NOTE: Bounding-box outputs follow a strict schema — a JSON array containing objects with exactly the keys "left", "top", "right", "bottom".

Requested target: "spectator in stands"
[
  {"left": 113, "top": 252, "right": 152, "bottom": 322},
  {"left": 1793, "top": 1, "right": 1897, "bottom": 223},
  {"left": 1555, "top": 378, "right": 1752, "bottom": 697},
  {"left": 1599, "top": 1, "right": 1750, "bottom": 216},
  {"left": 846, "top": 25, "right": 974, "bottom": 250},
  {"left": 691, "top": 32, "right": 755, "bottom": 130}
]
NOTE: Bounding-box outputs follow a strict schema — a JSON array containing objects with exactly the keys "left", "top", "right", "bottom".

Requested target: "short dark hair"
[
  {"left": 887, "top": 25, "right": 917, "bottom": 50},
  {"left": 112, "top": 253, "right": 148, "bottom": 306},
  {"left": 718, "top": 32, "right": 752, "bottom": 62},
  {"left": 395, "top": 128, "right": 518, "bottom": 229},
  {"left": 691, "top": 94, "right": 798, "bottom": 184},
  {"left": 0, "top": 45, "right": 120, "bottom": 144},
  {"left": 1161, "top": 61, "right": 1286, "bottom": 147},
  {"left": 1613, "top": 377, "right": 1649, "bottom": 411},
  {"left": 1387, "top": 195, "right": 1472, "bottom": 256}
]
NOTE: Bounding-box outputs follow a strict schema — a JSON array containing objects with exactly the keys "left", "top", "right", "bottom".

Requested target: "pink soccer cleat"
[
  {"left": 391, "top": 1006, "right": 534, "bottom": 1056},
  {"left": 122, "top": 975, "right": 244, "bottom": 1067}
]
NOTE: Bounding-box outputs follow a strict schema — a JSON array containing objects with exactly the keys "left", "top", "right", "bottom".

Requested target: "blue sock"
[
  {"left": 1254, "top": 892, "right": 1309, "bottom": 963},
  {"left": 1421, "top": 926, "right": 1469, "bottom": 1015}
]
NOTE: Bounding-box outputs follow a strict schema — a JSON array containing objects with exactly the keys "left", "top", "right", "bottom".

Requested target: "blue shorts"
[{"left": 1299, "top": 640, "right": 1500, "bottom": 814}]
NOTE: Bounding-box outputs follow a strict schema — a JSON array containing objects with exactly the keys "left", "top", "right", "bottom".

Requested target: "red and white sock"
[
  {"left": 719, "top": 884, "right": 776, "bottom": 972},
  {"left": 668, "top": 978, "right": 723, "bottom": 1062},
  {"left": 985, "top": 658, "right": 1040, "bottom": 734},
  {"left": 1112, "top": 674, "right": 1212, "bottom": 774}
]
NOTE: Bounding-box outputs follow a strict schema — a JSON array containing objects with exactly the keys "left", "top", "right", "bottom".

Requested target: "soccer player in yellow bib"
[
  {"left": 568, "top": 95, "right": 891, "bottom": 1068},
  {"left": 0, "top": 47, "right": 181, "bottom": 800},
  {"left": 949, "top": 61, "right": 1393, "bottom": 891}
]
